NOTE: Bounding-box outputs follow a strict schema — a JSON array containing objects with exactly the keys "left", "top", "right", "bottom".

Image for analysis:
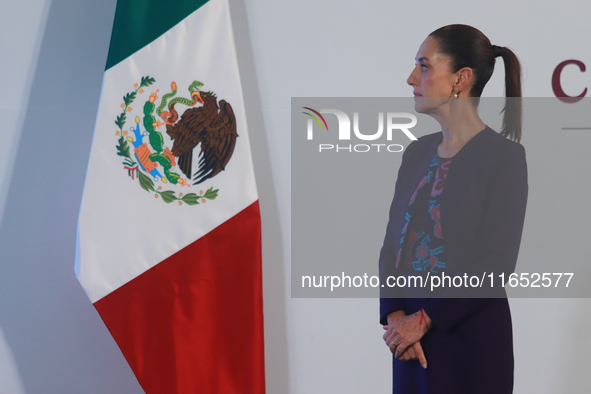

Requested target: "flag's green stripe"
[{"left": 106, "top": 0, "right": 209, "bottom": 71}]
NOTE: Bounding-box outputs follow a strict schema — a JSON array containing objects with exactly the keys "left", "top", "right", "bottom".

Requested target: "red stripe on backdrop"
[{"left": 94, "top": 201, "right": 265, "bottom": 393}]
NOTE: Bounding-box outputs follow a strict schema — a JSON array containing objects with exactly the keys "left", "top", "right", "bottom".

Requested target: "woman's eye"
[{"left": 420, "top": 64, "right": 427, "bottom": 71}]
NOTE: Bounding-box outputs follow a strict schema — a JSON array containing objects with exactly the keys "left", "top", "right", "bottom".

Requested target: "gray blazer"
[{"left": 379, "top": 126, "right": 528, "bottom": 329}]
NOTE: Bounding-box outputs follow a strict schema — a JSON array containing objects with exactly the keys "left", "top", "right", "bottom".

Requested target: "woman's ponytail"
[
  {"left": 430, "top": 25, "right": 524, "bottom": 142},
  {"left": 494, "top": 45, "right": 522, "bottom": 142}
]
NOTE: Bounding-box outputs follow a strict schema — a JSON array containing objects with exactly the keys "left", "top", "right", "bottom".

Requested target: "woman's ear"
[{"left": 455, "top": 68, "right": 474, "bottom": 95}]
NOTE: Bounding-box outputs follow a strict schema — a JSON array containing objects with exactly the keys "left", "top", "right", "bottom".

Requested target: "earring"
[{"left": 454, "top": 89, "right": 458, "bottom": 98}]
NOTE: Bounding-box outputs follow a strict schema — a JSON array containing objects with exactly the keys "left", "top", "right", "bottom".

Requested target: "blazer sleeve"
[
  {"left": 422, "top": 143, "right": 529, "bottom": 331},
  {"left": 379, "top": 140, "right": 418, "bottom": 325}
]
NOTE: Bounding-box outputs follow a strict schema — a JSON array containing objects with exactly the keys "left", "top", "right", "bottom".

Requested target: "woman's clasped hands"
[{"left": 382, "top": 309, "right": 432, "bottom": 369}]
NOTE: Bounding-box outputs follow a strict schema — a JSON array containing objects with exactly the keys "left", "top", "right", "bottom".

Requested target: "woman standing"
[{"left": 379, "top": 25, "right": 528, "bottom": 393}]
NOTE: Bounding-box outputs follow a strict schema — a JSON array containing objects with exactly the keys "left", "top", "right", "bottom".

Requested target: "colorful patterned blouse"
[{"left": 395, "top": 154, "right": 452, "bottom": 272}]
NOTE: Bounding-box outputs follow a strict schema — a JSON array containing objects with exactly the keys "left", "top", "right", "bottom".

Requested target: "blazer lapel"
[
  {"left": 392, "top": 133, "right": 442, "bottom": 256},
  {"left": 400, "top": 133, "right": 441, "bottom": 211}
]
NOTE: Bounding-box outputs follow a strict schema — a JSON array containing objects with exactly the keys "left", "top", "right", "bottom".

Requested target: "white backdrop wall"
[{"left": 0, "top": 0, "right": 590, "bottom": 393}]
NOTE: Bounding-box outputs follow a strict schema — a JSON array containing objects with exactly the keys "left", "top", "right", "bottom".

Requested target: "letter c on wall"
[{"left": 552, "top": 60, "right": 587, "bottom": 103}]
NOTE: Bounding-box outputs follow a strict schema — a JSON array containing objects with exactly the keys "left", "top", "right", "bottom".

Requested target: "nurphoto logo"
[{"left": 302, "top": 107, "right": 418, "bottom": 153}]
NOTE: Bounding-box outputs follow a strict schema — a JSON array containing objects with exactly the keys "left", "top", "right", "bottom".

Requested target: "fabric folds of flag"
[{"left": 75, "top": 0, "right": 265, "bottom": 392}]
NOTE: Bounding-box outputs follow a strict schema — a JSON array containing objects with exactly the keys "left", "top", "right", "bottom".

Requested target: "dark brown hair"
[{"left": 429, "top": 24, "right": 522, "bottom": 142}]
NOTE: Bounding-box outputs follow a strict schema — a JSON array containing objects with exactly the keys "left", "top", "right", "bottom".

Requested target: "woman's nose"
[{"left": 407, "top": 68, "right": 417, "bottom": 86}]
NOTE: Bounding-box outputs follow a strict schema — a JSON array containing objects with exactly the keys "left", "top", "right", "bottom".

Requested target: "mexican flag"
[{"left": 75, "top": 0, "right": 265, "bottom": 392}]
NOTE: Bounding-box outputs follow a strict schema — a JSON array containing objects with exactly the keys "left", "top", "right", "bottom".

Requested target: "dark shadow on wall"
[
  {"left": 229, "top": 0, "right": 291, "bottom": 392},
  {"left": 0, "top": 0, "right": 144, "bottom": 393}
]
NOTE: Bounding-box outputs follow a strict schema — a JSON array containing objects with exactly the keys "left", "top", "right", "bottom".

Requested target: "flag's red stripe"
[{"left": 94, "top": 201, "right": 265, "bottom": 393}]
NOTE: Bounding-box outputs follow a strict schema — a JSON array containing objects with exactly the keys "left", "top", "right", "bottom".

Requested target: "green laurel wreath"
[{"left": 114, "top": 76, "right": 219, "bottom": 206}]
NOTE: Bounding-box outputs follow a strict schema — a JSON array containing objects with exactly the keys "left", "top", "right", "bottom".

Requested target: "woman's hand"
[
  {"left": 386, "top": 310, "right": 406, "bottom": 326},
  {"left": 382, "top": 310, "right": 405, "bottom": 354},
  {"left": 383, "top": 327, "right": 428, "bottom": 368},
  {"left": 382, "top": 309, "right": 432, "bottom": 368},
  {"left": 398, "top": 342, "right": 427, "bottom": 365}
]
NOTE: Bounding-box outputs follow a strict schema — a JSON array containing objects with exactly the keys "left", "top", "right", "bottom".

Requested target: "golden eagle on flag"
[{"left": 163, "top": 84, "right": 238, "bottom": 185}]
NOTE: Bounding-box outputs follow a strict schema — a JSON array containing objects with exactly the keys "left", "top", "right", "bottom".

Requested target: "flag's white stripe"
[{"left": 76, "top": 0, "right": 257, "bottom": 303}]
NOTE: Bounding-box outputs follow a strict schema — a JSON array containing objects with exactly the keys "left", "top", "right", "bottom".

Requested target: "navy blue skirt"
[{"left": 391, "top": 298, "right": 514, "bottom": 394}]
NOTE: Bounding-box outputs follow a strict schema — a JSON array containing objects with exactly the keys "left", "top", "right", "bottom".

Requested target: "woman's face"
[{"left": 407, "top": 36, "right": 458, "bottom": 113}]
